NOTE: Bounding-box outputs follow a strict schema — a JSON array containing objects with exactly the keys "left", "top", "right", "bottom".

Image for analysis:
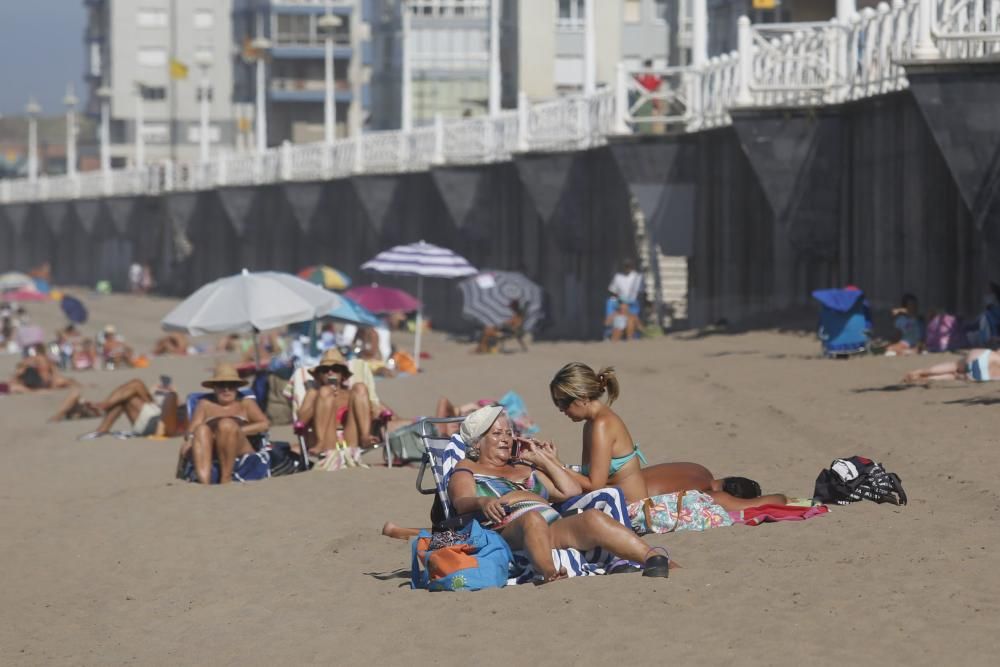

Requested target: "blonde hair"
[{"left": 549, "top": 362, "right": 620, "bottom": 406}]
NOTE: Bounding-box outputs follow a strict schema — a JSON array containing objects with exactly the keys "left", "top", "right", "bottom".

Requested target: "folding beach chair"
[
  {"left": 413, "top": 416, "right": 633, "bottom": 583},
  {"left": 812, "top": 288, "right": 872, "bottom": 357}
]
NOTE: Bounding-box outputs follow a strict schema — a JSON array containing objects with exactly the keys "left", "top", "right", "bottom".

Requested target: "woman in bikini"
[
  {"left": 549, "top": 362, "right": 788, "bottom": 534},
  {"left": 901, "top": 348, "right": 1000, "bottom": 384},
  {"left": 447, "top": 405, "right": 670, "bottom": 582}
]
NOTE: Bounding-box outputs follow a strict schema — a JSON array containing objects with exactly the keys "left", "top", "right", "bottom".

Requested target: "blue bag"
[{"left": 410, "top": 520, "right": 512, "bottom": 592}]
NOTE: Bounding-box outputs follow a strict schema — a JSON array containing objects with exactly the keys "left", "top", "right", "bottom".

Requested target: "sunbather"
[
  {"left": 447, "top": 406, "right": 671, "bottom": 582},
  {"left": 100, "top": 325, "right": 135, "bottom": 368},
  {"left": 8, "top": 344, "right": 76, "bottom": 393},
  {"left": 902, "top": 348, "right": 1000, "bottom": 383},
  {"left": 177, "top": 364, "right": 270, "bottom": 484},
  {"left": 549, "top": 362, "right": 788, "bottom": 533},
  {"left": 77, "top": 378, "right": 173, "bottom": 439},
  {"left": 153, "top": 332, "right": 190, "bottom": 356},
  {"left": 885, "top": 293, "right": 925, "bottom": 356}
]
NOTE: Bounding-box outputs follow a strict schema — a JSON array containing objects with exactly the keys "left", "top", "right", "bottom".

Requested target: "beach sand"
[{"left": 1, "top": 294, "right": 997, "bottom": 666}]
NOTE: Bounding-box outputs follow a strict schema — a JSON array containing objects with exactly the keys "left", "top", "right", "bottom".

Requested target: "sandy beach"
[{"left": 1, "top": 293, "right": 997, "bottom": 666}]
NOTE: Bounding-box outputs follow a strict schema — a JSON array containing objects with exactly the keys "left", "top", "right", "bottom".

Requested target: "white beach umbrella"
[
  {"left": 361, "top": 241, "right": 477, "bottom": 370},
  {"left": 162, "top": 269, "right": 341, "bottom": 362}
]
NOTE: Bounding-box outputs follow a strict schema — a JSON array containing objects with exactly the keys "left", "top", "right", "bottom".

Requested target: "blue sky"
[{"left": 0, "top": 0, "right": 87, "bottom": 116}]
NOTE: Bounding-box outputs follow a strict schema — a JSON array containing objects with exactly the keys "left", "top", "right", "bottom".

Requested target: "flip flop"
[
  {"left": 77, "top": 431, "right": 108, "bottom": 441},
  {"left": 642, "top": 547, "right": 670, "bottom": 578}
]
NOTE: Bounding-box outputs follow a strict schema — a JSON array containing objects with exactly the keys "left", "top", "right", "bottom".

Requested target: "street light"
[
  {"left": 64, "top": 85, "right": 78, "bottom": 177},
  {"left": 25, "top": 98, "right": 41, "bottom": 182},
  {"left": 195, "top": 50, "right": 213, "bottom": 163},
  {"left": 97, "top": 85, "right": 112, "bottom": 175},
  {"left": 319, "top": 7, "right": 344, "bottom": 144},
  {"left": 250, "top": 33, "right": 272, "bottom": 153},
  {"left": 488, "top": 0, "right": 500, "bottom": 116}
]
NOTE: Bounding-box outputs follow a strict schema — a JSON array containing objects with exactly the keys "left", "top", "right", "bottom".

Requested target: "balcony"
[{"left": 270, "top": 0, "right": 354, "bottom": 16}]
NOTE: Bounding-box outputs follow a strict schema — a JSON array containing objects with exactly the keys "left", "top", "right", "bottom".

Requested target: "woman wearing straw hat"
[{"left": 180, "top": 363, "right": 271, "bottom": 484}]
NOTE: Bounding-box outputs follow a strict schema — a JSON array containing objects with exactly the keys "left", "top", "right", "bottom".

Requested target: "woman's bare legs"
[
  {"left": 342, "top": 384, "right": 376, "bottom": 448},
  {"left": 549, "top": 510, "right": 655, "bottom": 565},
  {"left": 381, "top": 522, "right": 421, "bottom": 540},
  {"left": 50, "top": 389, "right": 83, "bottom": 422},
  {"left": 191, "top": 424, "right": 215, "bottom": 484},
  {"left": 902, "top": 359, "right": 964, "bottom": 384},
  {"left": 499, "top": 512, "right": 563, "bottom": 581},
  {"left": 310, "top": 385, "right": 341, "bottom": 454}
]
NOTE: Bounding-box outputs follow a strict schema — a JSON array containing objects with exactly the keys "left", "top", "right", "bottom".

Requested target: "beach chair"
[
  {"left": 413, "top": 417, "right": 633, "bottom": 583},
  {"left": 185, "top": 388, "right": 271, "bottom": 452},
  {"left": 812, "top": 288, "right": 872, "bottom": 357}
]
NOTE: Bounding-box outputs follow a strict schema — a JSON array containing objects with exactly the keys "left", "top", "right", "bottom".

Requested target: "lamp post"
[
  {"left": 251, "top": 34, "right": 272, "bottom": 153},
  {"left": 64, "top": 86, "right": 78, "bottom": 178},
  {"left": 319, "top": 8, "right": 343, "bottom": 144},
  {"left": 488, "top": 0, "right": 501, "bottom": 115},
  {"left": 401, "top": 0, "right": 412, "bottom": 132},
  {"left": 134, "top": 82, "right": 146, "bottom": 168},
  {"left": 97, "top": 85, "right": 112, "bottom": 182},
  {"left": 25, "top": 98, "right": 41, "bottom": 182},
  {"left": 196, "top": 51, "right": 213, "bottom": 163},
  {"left": 583, "top": 0, "right": 595, "bottom": 95}
]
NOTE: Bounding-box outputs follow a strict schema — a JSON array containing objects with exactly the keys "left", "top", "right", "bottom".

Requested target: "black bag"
[
  {"left": 813, "top": 456, "right": 907, "bottom": 506},
  {"left": 267, "top": 441, "right": 310, "bottom": 476}
]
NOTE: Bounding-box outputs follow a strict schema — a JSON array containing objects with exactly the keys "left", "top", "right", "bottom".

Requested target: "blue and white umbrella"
[
  {"left": 459, "top": 271, "right": 543, "bottom": 332},
  {"left": 362, "top": 241, "right": 477, "bottom": 370}
]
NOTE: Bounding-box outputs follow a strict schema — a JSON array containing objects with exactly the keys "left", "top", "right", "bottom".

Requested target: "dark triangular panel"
[
  {"left": 106, "top": 197, "right": 135, "bottom": 236},
  {"left": 41, "top": 201, "right": 70, "bottom": 236},
  {"left": 217, "top": 187, "right": 257, "bottom": 237},
  {"left": 629, "top": 183, "right": 665, "bottom": 221},
  {"left": 642, "top": 183, "right": 696, "bottom": 257},
  {"left": 282, "top": 183, "right": 325, "bottom": 233},
  {"left": 74, "top": 200, "right": 102, "bottom": 235},
  {"left": 731, "top": 111, "right": 822, "bottom": 219},
  {"left": 351, "top": 175, "right": 399, "bottom": 233},
  {"left": 609, "top": 140, "right": 682, "bottom": 184},
  {"left": 165, "top": 192, "right": 199, "bottom": 260},
  {"left": 431, "top": 167, "right": 483, "bottom": 227},
  {"left": 906, "top": 62, "right": 1000, "bottom": 219},
  {"left": 514, "top": 152, "right": 574, "bottom": 221},
  {"left": 5, "top": 204, "right": 30, "bottom": 239}
]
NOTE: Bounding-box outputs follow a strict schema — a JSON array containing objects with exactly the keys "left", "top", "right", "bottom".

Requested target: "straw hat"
[
  {"left": 310, "top": 348, "right": 352, "bottom": 379},
  {"left": 202, "top": 363, "right": 249, "bottom": 388}
]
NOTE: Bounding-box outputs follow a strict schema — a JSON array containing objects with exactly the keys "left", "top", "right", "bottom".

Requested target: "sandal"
[{"left": 642, "top": 547, "right": 670, "bottom": 578}]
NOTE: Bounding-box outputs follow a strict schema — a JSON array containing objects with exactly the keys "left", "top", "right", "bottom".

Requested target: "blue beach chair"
[{"left": 812, "top": 288, "right": 872, "bottom": 357}]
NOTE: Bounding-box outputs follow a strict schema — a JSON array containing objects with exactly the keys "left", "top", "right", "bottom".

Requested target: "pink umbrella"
[
  {"left": 3, "top": 287, "right": 47, "bottom": 302},
  {"left": 344, "top": 285, "right": 421, "bottom": 314}
]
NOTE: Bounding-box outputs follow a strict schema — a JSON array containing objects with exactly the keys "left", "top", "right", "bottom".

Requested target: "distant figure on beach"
[
  {"left": 902, "top": 348, "right": 1000, "bottom": 384},
  {"left": 153, "top": 332, "right": 190, "bottom": 356},
  {"left": 128, "top": 263, "right": 143, "bottom": 294},
  {"left": 884, "top": 293, "right": 925, "bottom": 356},
  {"left": 7, "top": 344, "right": 76, "bottom": 394},
  {"left": 475, "top": 299, "right": 528, "bottom": 354},
  {"left": 99, "top": 325, "right": 135, "bottom": 369},
  {"left": 608, "top": 259, "right": 642, "bottom": 313},
  {"left": 178, "top": 364, "right": 271, "bottom": 484},
  {"left": 604, "top": 298, "right": 640, "bottom": 342},
  {"left": 76, "top": 378, "right": 177, "bottom": 439}
]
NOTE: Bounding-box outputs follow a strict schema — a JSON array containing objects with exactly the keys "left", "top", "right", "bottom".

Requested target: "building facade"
[
  {"left": 232, "top": 0, "right": 371, "bottom": 144},
  {"left": 83, "top": 0, "right": 237, "bottom": 165}
]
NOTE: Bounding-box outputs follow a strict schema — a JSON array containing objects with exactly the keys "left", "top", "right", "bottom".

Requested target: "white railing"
[{"left": 4, "top": 0, "right": 997, "bottom": 205}]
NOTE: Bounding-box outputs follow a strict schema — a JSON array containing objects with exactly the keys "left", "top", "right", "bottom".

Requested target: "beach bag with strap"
[
  {"left": 813, "top": 456, "right": 908, "bottom": 506},
  {"left": 411, "top": 520, "right": 512, "bottom": 592}
]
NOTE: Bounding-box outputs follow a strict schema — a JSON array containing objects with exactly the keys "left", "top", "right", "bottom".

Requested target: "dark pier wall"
[{"left": 3, "top": 71, "right": 998, "bottom": 336}]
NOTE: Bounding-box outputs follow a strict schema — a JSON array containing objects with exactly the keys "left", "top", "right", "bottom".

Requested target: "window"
[
  {"left": 138, "top": 47, "right": 168, "bottom": 67},
  {"left": 194, "top": 10, "right": 214, "bottom": 29},
  {"left": 142, "top": 123, "right": 170, "bottom": 144},
  {"left": 557, "top": 0, "right": 585, "bottom": 27},
  {"left": 624, "top": 0, "right": 641, "bottom": 23},
  {"left": 137, "top": 9, "right": 168, "bottom": 28},
  {"left": 187, "top": 125, "right": 221, "bottom": 143},
  {"left": 654, "top": 0, "right": 668, "bottom": 22},
  {"left": 139, "top": 85, "right": 167, "bottom": 101}
]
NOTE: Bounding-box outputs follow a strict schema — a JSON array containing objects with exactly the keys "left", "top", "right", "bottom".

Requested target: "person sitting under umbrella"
[
  {"left": 475, "top": 299, "right": 528, "bottom": 354},
  {"left": 296, "top": 349, "right": 392, "bottom": 455},
  {"left": 177, "top": 364, "right": 271, "bottom": 484}
]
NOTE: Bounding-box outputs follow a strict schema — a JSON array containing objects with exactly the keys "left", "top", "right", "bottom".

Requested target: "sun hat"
[
  {"left": 459, "top": 405, "right": 505, "bottom": 444},
  {"left": 202, "top": 363, "right": 249, "bottom": 388},
  {"left": 103, "top": 324, "right": 117, "bottom": 335},
  {"left": 309, "top": 348, "right": 352, "bottom": 379}
]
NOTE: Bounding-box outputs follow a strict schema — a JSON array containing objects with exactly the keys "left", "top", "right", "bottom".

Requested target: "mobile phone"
[
  {"left": 160, "top": 375, "right": 172, "bottom": 388},
  {"left": 511, "top": 439, "right": 522, "bottom": 459}
]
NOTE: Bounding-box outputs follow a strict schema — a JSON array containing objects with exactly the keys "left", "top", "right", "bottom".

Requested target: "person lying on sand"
[
  {"left": 176, "top": 364, "right": 270, "bottom": 484},
  {"left": 8, "top": 344, "right": 77, "bottom": 394},
  {"left": 152, "top": 332, "right": 190, "bottom": 356},
  {"left": 448, "top": 406, "right": 671, "bottom": 582},
  {"left": 902, "top": 348, "right": 1000, "bottom": 384},
  {"left": 549, "top": 362, "right": 789, "bottom": 533},
  {"left": 77, "top": 378, "right": 176, "bottom": 439}
]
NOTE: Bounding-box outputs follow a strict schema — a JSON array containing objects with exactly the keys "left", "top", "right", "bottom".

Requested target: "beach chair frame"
[{"left": 414, "top": 416, "right": 467, "bottom": 524}]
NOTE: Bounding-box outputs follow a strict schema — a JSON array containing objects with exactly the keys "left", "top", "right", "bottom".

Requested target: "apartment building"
[
  {"left": 232, "top": 0, "right": 371, "bottom": 144},
  {"left": 83, "top": 0, "right": 237, "bottom": 165}
]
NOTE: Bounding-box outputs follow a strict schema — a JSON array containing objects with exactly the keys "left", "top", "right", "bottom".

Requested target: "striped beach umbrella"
[
  {"left": 458, "top": 271, "right": 543, "bottom": 331},
  {"left": 361, "top": 241, "right": 477, "bottom": 370},
  {"left": 297, "top": 265, "right": 352, "bottom": 290}
]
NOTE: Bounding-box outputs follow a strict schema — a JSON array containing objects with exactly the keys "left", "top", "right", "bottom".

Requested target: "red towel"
[{"left": 736, "top": 504, "right": 829, "bottom": 526}]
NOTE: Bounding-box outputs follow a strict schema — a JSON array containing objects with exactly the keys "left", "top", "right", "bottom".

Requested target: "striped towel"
[{"left": 429, "top": 434, "right": 630, "bottom": 583}]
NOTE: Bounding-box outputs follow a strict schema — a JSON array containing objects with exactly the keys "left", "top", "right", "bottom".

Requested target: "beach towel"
[
  {"left": 430, "top": 434, "right": 630, "bottom": 583},
  {"left": 180, "top": 450, "right": 272, "bottom": 483},
  {"left": 732, "top": 504, "right": 829, "bottom": 526}
]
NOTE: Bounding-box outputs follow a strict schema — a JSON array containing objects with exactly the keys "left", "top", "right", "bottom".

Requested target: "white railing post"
[
  {"left": 353, "top": 136, "right": 365, "bottom": 174},
  {"left": 692, "top": 0, "right": 708, "bottom": 67},
  {"left": 433, "top": 113, "right": 445, "bottom": 164},
  {"left": 736, "top": 16, "right": 754, "bottom": 106},
  {"left": 615, "top": 62, "right": 630, "bottom": 133},
  {"left": 836, "top": 0, "right": 857, "bottom": 21},
  {"left": 0, "top": 180, "right": 9, "bottom": 204},
  {"left": 913, "top": 0, "right": 941, "bottom": 59},
  {"left": 70, "top": 173, "right": 81, "bottom": 199},
  {"left": 826, "top": 19, "right": 842, "bottom": 103},
  {"left": 281, "top": 140, "right": 293, "bottom": 180},
  {"left": 163, "top": 161, "right": 174, "bottom": 192},
  {"left": 517, "top": 91, "right": 530, "bottom": 152},
  {"left": 576, "top": 98, "right": 589, "bottom": 147},
  {"left": 218, "top": 154, "right": 228, "bottom": 187},
  {"left": 39, "top": 175, "right": 49, "bottom": 201}
]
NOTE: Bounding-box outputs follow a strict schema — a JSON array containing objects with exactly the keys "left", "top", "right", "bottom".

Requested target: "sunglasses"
[
  {"left": 553, "top": 395, "right": 576, "bottom": 410},
  {"left": 316, "top": 366, "right": 343, "bottom": 375},
  {"left": 213, "top": 382, "right": 242, "bottom": 391}
]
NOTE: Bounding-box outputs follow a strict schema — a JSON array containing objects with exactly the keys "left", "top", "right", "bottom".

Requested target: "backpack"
[
  {"left": 813, "top": 456, "right": 907, "bottom": 506},
  {"left": 411, "top": 520, "right": 512, "bottom": 592}
]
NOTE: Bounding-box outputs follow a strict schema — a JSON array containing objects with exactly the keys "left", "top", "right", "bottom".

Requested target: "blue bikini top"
[{"left": 580, "top": 442, "right": 647, "bottom": 477}]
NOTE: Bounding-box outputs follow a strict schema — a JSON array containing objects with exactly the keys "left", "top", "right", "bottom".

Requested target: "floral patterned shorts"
[{"left": 628, "top": 490, "right": 733, "bottom": 535}]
